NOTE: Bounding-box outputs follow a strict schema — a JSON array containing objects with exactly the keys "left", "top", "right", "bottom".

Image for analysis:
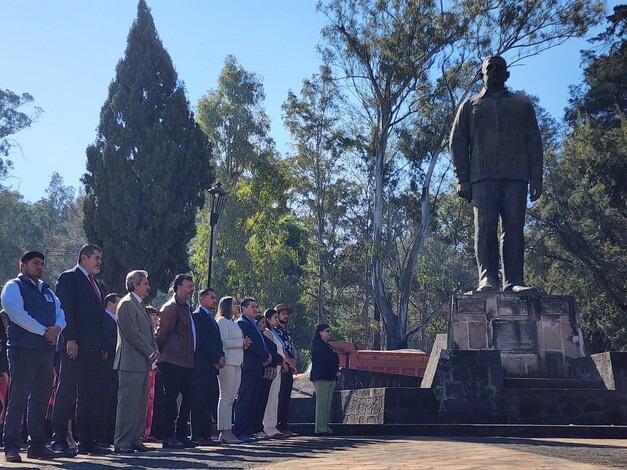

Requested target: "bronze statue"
[{"left": 449, "top": 56, "right": 543, "bottom": 292}]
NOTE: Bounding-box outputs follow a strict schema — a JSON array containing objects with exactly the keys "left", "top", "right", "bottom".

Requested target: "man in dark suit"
[
  {"left": 51, "top": 244, "right": 110, "bottom": 456},
  {"left": 113, "top": 270, "right": 158, "bottom": 454},
  {"left": 97, "top": 292, "right": 122, "bottom": 447},
  {"left": 233, "top": 297, "right": 271, "bottom": 442},
  {"left": 191, "top": 288, "right": 224, "bottom": 445}
]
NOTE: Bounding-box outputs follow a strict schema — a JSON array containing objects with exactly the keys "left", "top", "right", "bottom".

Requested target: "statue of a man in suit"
[{"left": 450, "top": 56, "right": 543, "bottom": 292}]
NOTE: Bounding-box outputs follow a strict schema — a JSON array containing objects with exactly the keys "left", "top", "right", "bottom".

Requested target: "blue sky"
[{"left": 2, "top": 0, "right": 619, "bottom": 202}]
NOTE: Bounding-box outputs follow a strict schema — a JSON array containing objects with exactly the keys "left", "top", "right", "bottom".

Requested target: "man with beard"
[
  {"left": 274, "top": 303, "right": 297, "bottom": 436},
  {"left": 156, "top": 274, "right": 198, "bottom": 449}
]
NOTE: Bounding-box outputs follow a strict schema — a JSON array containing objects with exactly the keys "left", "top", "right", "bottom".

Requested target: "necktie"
[{"left": 88, "top": 274, "right": 101, "bottom": 303}]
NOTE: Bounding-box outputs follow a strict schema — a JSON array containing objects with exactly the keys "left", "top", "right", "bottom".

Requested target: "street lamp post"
[{"left": 207, "top": 182, "right": 227, "bottom": 289}]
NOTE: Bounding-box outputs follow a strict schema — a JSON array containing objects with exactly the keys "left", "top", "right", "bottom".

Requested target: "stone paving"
[{"left": 1, "top": 436, "right": 626, "bottom": 469}]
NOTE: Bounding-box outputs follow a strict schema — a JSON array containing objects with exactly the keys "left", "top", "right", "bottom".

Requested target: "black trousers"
[
  {"left": 96, "top": 359, "right": 118, "bottom": 443},
  {"left": 233, "top": 370, "right": 261, "bottom": 437},
  {"left": 52, "top": 350, "right": 104, "bottom": 448},
  {"left": 277, "top": 371, "right": 293, "bottom": 432},
  {"left": 158, "top": 362, "right": 195, "bottom": 439},
  {"left": 191, "top": 373, "right": 219, "bottom": 439},
  {"left": 3, "top": 348, "right": 53, "bottom": 450},
  {"left": 252, "top": 376, "right": 273, "bottom": 434},
  {"left": 472, "top": 180, "right": 527, "bottom": 290}
]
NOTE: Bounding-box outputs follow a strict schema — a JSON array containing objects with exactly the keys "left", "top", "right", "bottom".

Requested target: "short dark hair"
[
  {"left": 173, "top": 273, "right": 193, "bottom": 292},
  {"left": 104, "top": 293, "right": 121, "bottom": 306},
  {"left": 198, "top": 288, "right": 215, "bottom": 298},
  {"left": 240, "top": 297, "right": 257, "bottom": 308},
  {"left": 20, "top": 250, "right": 45, "bottom": 263},
  {"left": 78, "top": 244, "right": 102, "bottom": 263},
  {"left": 255, "top": 314, "right": 265, "bottom": 324},
  {"left": 264, "top": 308, "right": 277, "bottom": 320},
  {"left": 311, "top": 323, "right": 330, "bottom": 346}
]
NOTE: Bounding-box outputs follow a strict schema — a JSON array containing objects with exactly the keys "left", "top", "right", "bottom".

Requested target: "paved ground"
[{"left": 2, "top": 436, "right": 626, "bottom": 469}]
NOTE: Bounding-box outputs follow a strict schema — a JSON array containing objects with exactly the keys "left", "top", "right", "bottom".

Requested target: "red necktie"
[{"left": 88, "top": 274, "right": 102, "bottom": 303}]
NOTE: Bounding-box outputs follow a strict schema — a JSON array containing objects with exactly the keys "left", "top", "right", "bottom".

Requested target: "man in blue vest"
[{"left": 1, "top": 251, "right": 66, "bottom": 463}]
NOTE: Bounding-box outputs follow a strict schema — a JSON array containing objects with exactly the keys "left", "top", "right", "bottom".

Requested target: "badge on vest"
[{"left": 44, "top": 293, "right": 55, "bottom": 303}]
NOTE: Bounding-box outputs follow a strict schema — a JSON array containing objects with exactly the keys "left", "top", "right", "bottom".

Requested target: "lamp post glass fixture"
[{"left": 207, "top": 182, "right": 227, "bottom": 289}]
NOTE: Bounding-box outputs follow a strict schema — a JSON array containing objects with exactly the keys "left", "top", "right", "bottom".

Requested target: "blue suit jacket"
[
  {"left": 236, "top": 315, "right": 267, "bottom": 378},
  {"left": 193, "top": 307, "right": 225, "bottom": 375}
]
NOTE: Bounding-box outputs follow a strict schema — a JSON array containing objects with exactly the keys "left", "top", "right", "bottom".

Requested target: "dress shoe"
[
  {"left": 50, "top": 441, "right": 77, "bottom": 457},
  {"left": 78, "top": 444, "right": 112, "bottom": 455},
  {"left": 177, "top": 437, "right": 198, "bottom": 448},
  {"left": 114, "top": 447, "right": 135, "bottom": 454},
  {"left": 5, "top": 448, "right": 22, "bottom": 463},
  {"left": 27, "top": 446, "right": 63, "bottom": 459},
  {"left": 162, "top": 437, "right": 185, "bottom": 449},
  {"left": 194, "top": 437, "right": 219, "bottom": 446},
  {"left": 507, "top": 284, "right": 538, "bottom": 293},
  {"left": 132, "top": 441, "right": 151, "bottom": 452},
  {"left": 235, "top": 434, "right": 254, "bottom": 443},
  {"left": 219, "top": 433, "right": 243, "bottom": 444}
]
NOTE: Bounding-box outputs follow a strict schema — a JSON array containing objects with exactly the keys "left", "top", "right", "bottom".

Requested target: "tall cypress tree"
[{"left": 83, "top": 0, "right": 211, "bottom": 294}]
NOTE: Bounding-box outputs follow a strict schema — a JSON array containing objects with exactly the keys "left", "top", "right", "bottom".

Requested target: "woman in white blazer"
[{"left": 216, "top": 296, "right": 251, "bottom": 443}]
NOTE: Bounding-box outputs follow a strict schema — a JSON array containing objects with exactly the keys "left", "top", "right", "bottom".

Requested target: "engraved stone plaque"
[
  {"left": 541, "top": 299, "right": 570, "bottom": 316},
  {"left": 497, "top": 298, "right": 528, "bottom": 317},
  {"left": 457, "top": 297, "right": 486, "bottom": 314},
  {"left": 493, "top": 320, "right": 537, "bottom": 353}
]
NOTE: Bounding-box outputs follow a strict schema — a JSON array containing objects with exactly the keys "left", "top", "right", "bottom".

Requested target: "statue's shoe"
[{"left": 506, "top": 284, "right": 538, "bottom": 293}]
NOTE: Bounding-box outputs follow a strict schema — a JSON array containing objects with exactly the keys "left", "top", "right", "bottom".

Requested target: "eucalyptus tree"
[
  {"left": 191, "top": 56, "right": 307, "bottom": 317},
  {"left": 282, "top": 66, "right": 356, "bottom": 324},
  {"left": 0, "top": 89, "right": 41, "bottom": 178},
  {"left": 318, "top": 0, "right": 605, "bottom": 348}
]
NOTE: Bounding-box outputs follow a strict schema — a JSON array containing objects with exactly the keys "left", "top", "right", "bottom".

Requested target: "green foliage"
[
  {"left": 0, "top": 89, "right": 42, "bottom": 177},
  {"left": 82, "top": 0, "right": 211, "bottom": 294},
  {"left": 317, "top": 0, "right": 604, "bottom": 349},
  {"left": 0, "top": 174, "right": 85, "bottom": 287},
  {"left": 528, "top": 13, "right": 627, "bottom": 352},
  {"left": 190, "top": 56, "right": 310, "bottom": 348}
]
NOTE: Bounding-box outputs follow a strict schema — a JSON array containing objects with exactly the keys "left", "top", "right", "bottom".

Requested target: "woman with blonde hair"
[{"left": 215, "top": 296, "right": 251, "bottom": 443}]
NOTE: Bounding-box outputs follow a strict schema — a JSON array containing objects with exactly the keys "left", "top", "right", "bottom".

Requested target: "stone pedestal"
[{"left": 449, "top": 292, "right": 585, "bottom": 377}]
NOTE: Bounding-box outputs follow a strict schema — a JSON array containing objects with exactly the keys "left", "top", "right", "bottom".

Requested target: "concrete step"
[
  {"left": 503, "top": 377, "right": 606, "bottom": 390},
  {"left": 289, "top": 423, "right": 627, "bottom": 439}
]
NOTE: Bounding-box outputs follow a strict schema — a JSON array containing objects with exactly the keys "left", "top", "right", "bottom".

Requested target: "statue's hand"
[
  {"left": 530, "top": 179, "right": 543, "bottom": 202},
  {"left": 457, "top": 182, "right": 472, "bottom": 202}
]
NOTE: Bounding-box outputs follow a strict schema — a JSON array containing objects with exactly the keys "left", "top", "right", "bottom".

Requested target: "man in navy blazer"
[
  {"left": 51, "top": 244, "right": 110, "bottom": 456},
  {"left": 97, "top": 292, "right": 122, "bottom": 447},
  {"left": 190, "top": 288, "right": 225, "bottom": 445},
  {"left": 233, "top": 297, "right": 271, "bottom": 441}
]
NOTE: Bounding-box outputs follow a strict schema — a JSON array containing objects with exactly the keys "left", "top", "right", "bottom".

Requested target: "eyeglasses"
[{"left": 323, "top": 329, "right": 331, "bottom": 333}]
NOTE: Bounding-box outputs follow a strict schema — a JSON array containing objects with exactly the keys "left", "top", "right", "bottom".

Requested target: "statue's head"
[{"left": 481, "top": 56, "right": 509, "bottom": 90}]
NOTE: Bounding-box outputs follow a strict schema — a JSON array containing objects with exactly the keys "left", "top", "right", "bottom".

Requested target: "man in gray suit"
[{"left": 113, "top": 270, "right": 159, "bottom": 453}]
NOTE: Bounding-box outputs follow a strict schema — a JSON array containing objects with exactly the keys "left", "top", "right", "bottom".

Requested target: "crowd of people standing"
[{"left": 0, "top": 244, "right": 306, "bottom": 463}]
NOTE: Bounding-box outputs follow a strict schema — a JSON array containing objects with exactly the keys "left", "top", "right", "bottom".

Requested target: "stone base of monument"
[
  {"left": 288, "top": 292, "right": 627, "bottom": 435},
  {"left": 449, "top": 292, "right": 585, "bottom": 377}
]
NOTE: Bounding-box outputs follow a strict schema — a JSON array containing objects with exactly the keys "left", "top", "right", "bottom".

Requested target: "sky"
[{"left": 2, "top": 0, "right": 620, "bottom": 203}]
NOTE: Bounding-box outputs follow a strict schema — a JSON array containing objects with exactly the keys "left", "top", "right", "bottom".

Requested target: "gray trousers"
[
  {"left": 114, "top": 369, "right": 149, "bottom": 448},
  {"left": 3, "top": 348, "right": 53, "bottom": 451}
]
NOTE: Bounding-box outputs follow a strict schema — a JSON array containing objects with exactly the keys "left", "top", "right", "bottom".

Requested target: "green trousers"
[{"left": 313, "top": 380, "right": 335, "bottom": 434}]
